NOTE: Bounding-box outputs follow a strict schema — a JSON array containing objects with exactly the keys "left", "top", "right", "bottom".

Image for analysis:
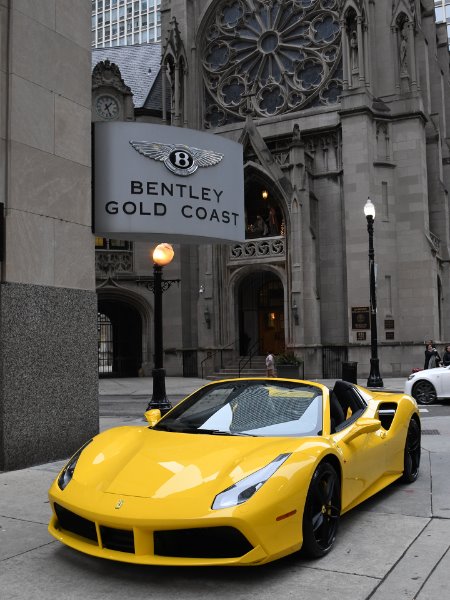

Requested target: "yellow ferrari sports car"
[{"left": 48, "top": 378, "right": 420, "bottom": 566}]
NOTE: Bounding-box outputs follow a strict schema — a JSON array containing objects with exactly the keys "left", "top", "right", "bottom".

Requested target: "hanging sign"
[{"left": 93, "top": 122, "right": 245, "bottom": 243}]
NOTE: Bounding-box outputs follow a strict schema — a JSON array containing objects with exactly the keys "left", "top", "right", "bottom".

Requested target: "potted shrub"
[{"left": 275, "top": 352, "right": 303, "bottom": 379}]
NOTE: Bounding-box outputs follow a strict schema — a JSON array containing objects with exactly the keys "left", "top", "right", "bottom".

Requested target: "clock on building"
[{"left": 95, "top": 94, "right": 119, "bottom": 120}]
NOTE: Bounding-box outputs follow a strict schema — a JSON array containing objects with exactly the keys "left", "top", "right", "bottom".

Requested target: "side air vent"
[{"left": 377, "top": 402, "right": 398, "bottom": 430}]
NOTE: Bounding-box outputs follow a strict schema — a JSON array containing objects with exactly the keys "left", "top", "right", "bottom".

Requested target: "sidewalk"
[
  {"left": 1, "top": 376, "right": 449, "bottom": 599},
  {"left": 98, "top": 375, "right": 408, "bottom": 399}
]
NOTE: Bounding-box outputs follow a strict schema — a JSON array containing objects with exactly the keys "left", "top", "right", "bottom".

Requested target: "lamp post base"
[
  {"left": 367, "top": 358, "right": 383, "bottom": 388},
  {"left": 146, "top": 368, "right": 173, "bottom": 414}
]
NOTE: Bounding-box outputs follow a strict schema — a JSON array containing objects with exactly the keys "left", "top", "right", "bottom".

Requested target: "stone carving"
[
  {"left": 229, "top": 238, "right": 285, "bottom": 261},
  {"left": 92, "top": 60, "right": 132, "bottom": 95},
  {"left": 350, "top": 29, "right": 358, "bottom": 72},
  {"left": 202, "top": 0, "right": 342, "bottom": 127},
  {"left": 399, "top": 23, "right": 408, "bottom": 76},
  {"left": 96, "top": 251, "right": 134, "bottom": 275}
]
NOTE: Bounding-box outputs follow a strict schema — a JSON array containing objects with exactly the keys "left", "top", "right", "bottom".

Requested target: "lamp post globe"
[
  {"left": 364, "top": 198, "right": 383, "bottom": 388},
  {"left": 148, "top": 243, "right": 175, "bottom": 414},
  {"left": 364, "top": 198, "right": 376, "bottom": 219},
  {"left": 152, "top": 243, "right": 174, "bottom": 267}
]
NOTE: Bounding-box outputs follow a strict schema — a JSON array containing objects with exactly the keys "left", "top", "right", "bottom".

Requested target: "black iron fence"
[{"left": 322, "top": 346, "right": 348, "bottom": 379}]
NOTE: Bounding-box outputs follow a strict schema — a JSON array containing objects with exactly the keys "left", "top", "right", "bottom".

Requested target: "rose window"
[{"left": 203, "top": 0, "right": 342, "bottom": 127}]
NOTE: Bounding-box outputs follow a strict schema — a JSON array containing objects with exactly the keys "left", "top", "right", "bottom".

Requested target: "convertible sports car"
[
  {"left": 405, "top": 365, "right": 450, "bottom": 404},
  {"left": 48, "top": 378, "right": 420, "bottom": 566}
]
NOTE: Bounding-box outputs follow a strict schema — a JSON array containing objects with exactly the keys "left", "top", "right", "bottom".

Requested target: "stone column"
[
  {"left": 341, "top": 19, "right": 349, "bottom": 91},
  {"left": 162, "top": 61, "right": 167, "bottom": 121},
  {"left": 408, "top": 21, "right": 418, "bottom": 92},
  {"left": 357, "top": 16, "right": 365, "bottom": 86},
  {"left": 392, "top": 26, "right": 401, "bottom": 94},
  {"left": 0, "top": 1, "right": 98, "bottom": 470},
  {"left": 174, "top": 62, "right": 181, "bottom": 126}
]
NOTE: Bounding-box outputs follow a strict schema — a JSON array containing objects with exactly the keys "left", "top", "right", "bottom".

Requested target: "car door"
[
  {"left": 434, "top": 366, "right": 450, "bottom": 398},
  {"left": 332, "top": 418, "right": 387, "bottom": 511},
  {"left": 328, "top": 382, "right": 388, "bottom": 509}
]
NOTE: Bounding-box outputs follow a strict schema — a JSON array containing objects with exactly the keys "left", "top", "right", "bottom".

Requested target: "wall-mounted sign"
[
  {"left": 352, "top": 306, "right": 370, "bottom": 330},
  {"left": 93, "top": 122, "right": 245, "bottom": 243},
  {"left": 356, "top": 331, "right": 366, "bottom": 341}
]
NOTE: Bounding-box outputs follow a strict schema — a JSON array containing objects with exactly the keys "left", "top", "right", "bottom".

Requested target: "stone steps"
[{"left": 206, "top": 356, "right": 267, "bottom": 380}]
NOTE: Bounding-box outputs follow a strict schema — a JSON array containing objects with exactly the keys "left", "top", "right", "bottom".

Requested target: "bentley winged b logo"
[{"left": 129, "top": 140, "right": 224, "bottom": 177}]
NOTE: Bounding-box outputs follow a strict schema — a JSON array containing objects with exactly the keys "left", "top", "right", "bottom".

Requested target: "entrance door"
[
  {"left": 238, "top": 272, "right": 284, "bottom": 355},
  {"left": 97, "top": 300, "right": 142, "bottom": 377},
  {"left": 259, "top": 310, "right": 284, "bottom": 355}
]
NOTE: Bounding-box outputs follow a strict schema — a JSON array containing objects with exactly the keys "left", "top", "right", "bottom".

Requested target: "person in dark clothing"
[
  {"left": 442, "top": 345, "right": 450, "bottom": 367},
  {"left": 424, "top": 343, "right": 441, "bottom": 369}
]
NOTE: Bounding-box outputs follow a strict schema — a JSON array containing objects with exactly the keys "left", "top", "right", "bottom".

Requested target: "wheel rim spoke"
[
  {"left": 311, "top": 472, "right": 339, "bottom": 548},
  {"left": 328, "top": 504, "right": 340, "bottom": 517},
  {"left": 326, "top": 476, "right": 335, "bottom": 500},
  {"left": 316, "top": 483, "right": 328, "bottom": 505},
  {"left": 312, "top": 511, "right": 324, "bottom": 532},
  {"left": 416, "top": 382, "right": 435, "bottom": 403}
]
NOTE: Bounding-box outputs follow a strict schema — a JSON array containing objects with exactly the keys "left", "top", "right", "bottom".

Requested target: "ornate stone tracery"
[
  {"left": 202, "top": 0, "right": 343, "bottom": 127},
  {"left": 92, "top": 59, "right": 132, "bottom": 95}
]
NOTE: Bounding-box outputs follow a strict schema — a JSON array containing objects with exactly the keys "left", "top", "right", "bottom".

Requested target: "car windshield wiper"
[
  {"left": 152, "top": 423, "right": 191, "bottom": 433},
  {"left": 195, "top": 429, "right": 256, "bottom": 437},
  {"left": 154, "top": 424, "right": 255, "bottom": 436}
]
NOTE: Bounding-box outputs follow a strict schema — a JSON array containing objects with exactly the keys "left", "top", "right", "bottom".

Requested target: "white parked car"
[{"left": 404, "top": 365, "right": 450, "bottom": 404}]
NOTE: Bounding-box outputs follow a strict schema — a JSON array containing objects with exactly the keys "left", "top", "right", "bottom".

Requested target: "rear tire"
[
  {"left": 302, "top": 463, "right": 340, "bottom": 558},
  {"left": 401, "top": 418, "right": 421, "bottom": 483},
  {"left": 412, "top": 380, "right": 437, "bottom": 405}
]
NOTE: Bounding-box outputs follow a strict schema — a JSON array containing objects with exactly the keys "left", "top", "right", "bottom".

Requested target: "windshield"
[{"left": 153, "top": 380, "right": 323, "bottom": 437}]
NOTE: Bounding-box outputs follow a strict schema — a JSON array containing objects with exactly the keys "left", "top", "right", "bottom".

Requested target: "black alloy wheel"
[
  {"left": 301, "top": 462, "right": 341, "bottom": 558},
  {"left": 401, "top": 418, "right": 421, "bottom": 483},
  {"left": 412, "top": 380, "right": 437, "bottom": 405}
]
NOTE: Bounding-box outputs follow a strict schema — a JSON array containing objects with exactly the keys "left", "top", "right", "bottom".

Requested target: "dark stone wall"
[{"left": 0, "top": 282, "right": 99, "bottom": 470}]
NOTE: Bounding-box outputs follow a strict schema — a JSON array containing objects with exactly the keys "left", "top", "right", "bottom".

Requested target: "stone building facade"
[
  {"left": 92, "top": 0, "right": 450, "bottom": 383},
  {"left": 0, "top": 1, "right": 97, "bottom": 470},
  {"left": 164, "top": 0, "right": 450, "bottom": 377}
]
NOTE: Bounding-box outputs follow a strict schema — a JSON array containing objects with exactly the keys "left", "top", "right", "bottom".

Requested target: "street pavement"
[{"left": 1, "top": 376, "right": 449, "bottom": 599}]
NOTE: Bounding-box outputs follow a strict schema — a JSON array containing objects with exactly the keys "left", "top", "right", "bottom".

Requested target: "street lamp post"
[
  {"left": 147, "top": 243, "right": 178, "bottom": 413},
  {"left": 364, "top": 198, "right": 383, "bottom": 388}
]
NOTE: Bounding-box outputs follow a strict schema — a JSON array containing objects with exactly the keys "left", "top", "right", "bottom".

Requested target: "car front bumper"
[{"left": 48, "top": 482, "right": 303, "bottom": 566}]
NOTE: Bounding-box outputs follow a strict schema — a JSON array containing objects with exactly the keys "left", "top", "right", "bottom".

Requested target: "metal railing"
[
  {"left": 238, "top": 340, "right": 260, "bottom": 377},
  {"left": 200, "top": 339, "right": 238, "bottom": 379}
]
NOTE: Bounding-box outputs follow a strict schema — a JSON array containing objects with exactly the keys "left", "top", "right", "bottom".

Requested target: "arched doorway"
[
  {"left": 238, "top": 271, "right": 284, "bottom": 355},
  {"left": 97, "top": 299, "right": 142, "bottom": 377}
]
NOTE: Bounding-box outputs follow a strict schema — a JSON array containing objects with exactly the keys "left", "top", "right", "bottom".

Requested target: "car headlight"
[
  {"left": 57, "top": 440, "right": 92, "bottom": 490},
  {"left": 407, "top": 374, "right": 416, "bottom": 381},
  {"left": 212, "top": 453, "right": 291, "bottom": 510}
]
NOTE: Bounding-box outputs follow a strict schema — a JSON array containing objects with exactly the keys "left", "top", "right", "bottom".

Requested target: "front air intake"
[{"left": 154, "top": 526, "right": 253, "bottom": 558}]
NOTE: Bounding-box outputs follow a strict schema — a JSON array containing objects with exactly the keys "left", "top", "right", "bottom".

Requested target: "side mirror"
[
  {"left": 341, "top": 417, "right": 381, "bottom": 444},
  {"left": 144, "top": 409, "right": 162, "bottom": 427}
]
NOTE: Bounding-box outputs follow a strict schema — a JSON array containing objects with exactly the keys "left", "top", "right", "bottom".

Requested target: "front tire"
[
  {"left": 401, "top": 418, "right": 421, "bottom": 483},
  {"left": 302, "top": 463, "right": 341, "bottom": 558},
  {"left": 412, "top": 380, "right": 437, "bottom": 405}
]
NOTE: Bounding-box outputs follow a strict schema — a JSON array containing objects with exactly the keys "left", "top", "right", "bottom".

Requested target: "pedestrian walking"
[
  {"left": 442, "top": 344, "right": 450, "bottom": 367},
  {"left": 266, "top": 351, "right": 275, "bottom": 377},
  {"left": 424, "top": 342, "right": 441, "bottom": 369}
]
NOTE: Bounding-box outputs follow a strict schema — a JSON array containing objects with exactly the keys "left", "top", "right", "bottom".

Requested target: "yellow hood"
[{"left": 74, "top": 426, "right": 300, "bottom": 502}]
